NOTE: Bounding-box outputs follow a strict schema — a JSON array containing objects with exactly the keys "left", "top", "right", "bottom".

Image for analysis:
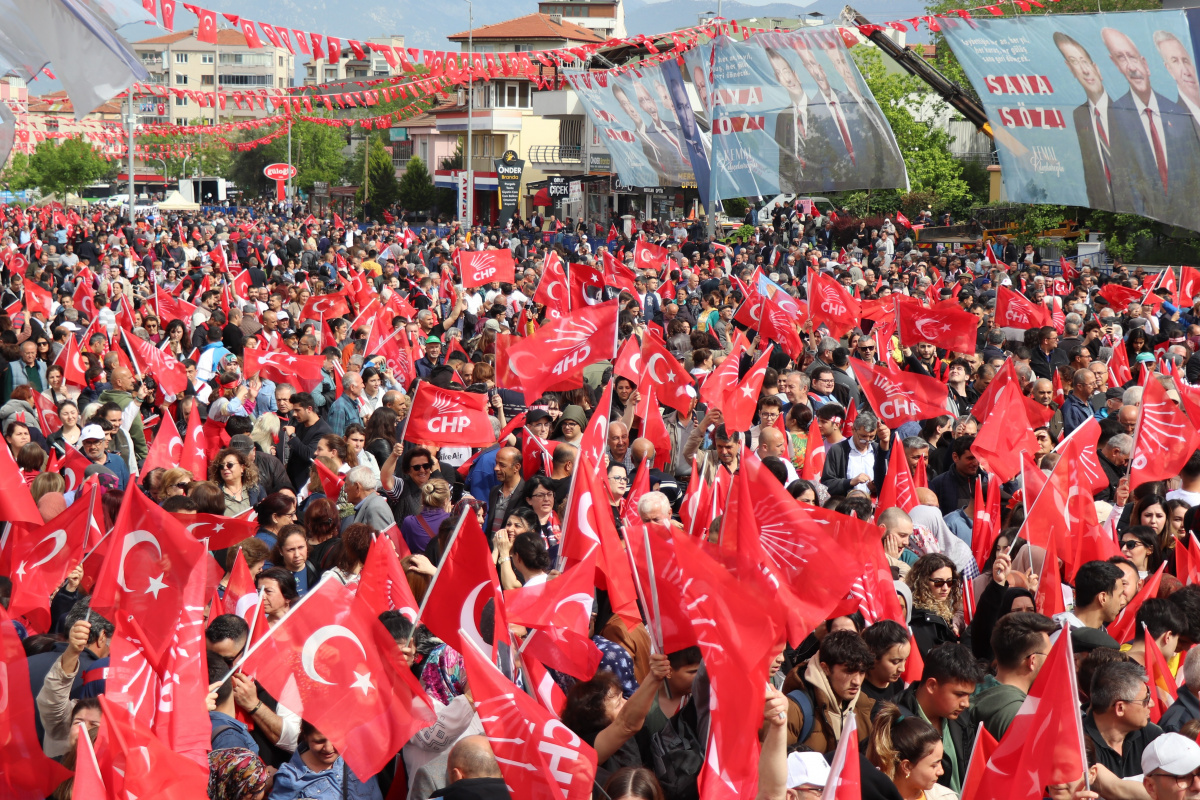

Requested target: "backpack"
[
  {"left": 787, "top": 687, "right": 817, "bottom": 750},
  {"left": 649, "top": 699, "right": 703, "bottom": 800}
]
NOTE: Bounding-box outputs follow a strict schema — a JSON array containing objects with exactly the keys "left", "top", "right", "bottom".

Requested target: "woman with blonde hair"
[
  {"left": 250, "top": 412, "right": 280, "bottom": 455},
  {"left": 400, "top": 477, "right": 452, "bottom": 554},
  {"left": 30, "top": 471, "right": 65, "bottom": 504},
  {"left": 159, "top": 467, "right": 193, "bottom": 499},
  {"left": 867, "top": 703, "right": 954, "bottom": 800},
  {"left": 904, "top": 554, "right": 962, "bottom": 659}
]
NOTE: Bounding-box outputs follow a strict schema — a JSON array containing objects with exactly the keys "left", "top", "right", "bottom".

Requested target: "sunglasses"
[
  {"left": 928, "top": 578, "right": 955, "bottom": 588},
  {"left": 410, "top": 462, "right": 433, "bottom": 471},
  {"left": 220, "top": 461, "right": 240, "bottom": 470}
]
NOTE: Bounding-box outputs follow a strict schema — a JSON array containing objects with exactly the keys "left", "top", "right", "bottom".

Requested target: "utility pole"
[
  {"left": 465, "top": 0, "right": 474, "bottom": 228},
  {"left": 286, "top": 115, "right": 293, "bottom": 206},
  {"left": 126, "top": 91, "right": 136, "bottom": 224}
]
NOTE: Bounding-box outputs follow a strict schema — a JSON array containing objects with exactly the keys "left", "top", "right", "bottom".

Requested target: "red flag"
[
  {"left": 758, "top": 294, "right": 805, "bottom": 361},
  {"left": 578, "top": 383, "right": 612, "bottom": 476},
  {"left": 1109, "top": 563, "right": 1167, "bottom": 645},
  {"left": 1035, "top": 521, "right": 1067, "bottom": 617},
  {"left": 636, "top": 384, "right": 673, "bottom": 472},
  {"left": 971, "top": 471, "right": 1002, "bottom": 570},
  {"left": 1097, "top": 282, "right": 1143, "bottom": 312},
  {"left": 972, "top": 380, "right": 1036, "bottom": 482},
  {"left": 520, "top": 646, "right": 568, "bottom": 715},
  {"left": 175, "top": 510, "right": 258, "bottom": 550},
  {"left": 314, "top": 456, "right": 345, "bottom": 500},
  {"left": 534, "top": 251, "right": 570, "bottom": 317},
  {"left": 972, "top": 358, "right": 1055, "bottom": 427},
  {"left": 8, "top": 483, "right": 98, "bottom": 632},
  {"left": 521, "top": 429, "right": 555, "bottom": 480},
  {"left": 30, "top": 390, "right": 61, "bottom": 434},
  {"left": 876, "top": 436, "right": 920, "bottom": 513},
  {"left": 600, "top": 248, "right": 639, "bottom": 301},
  {"left": 973, "top": 623, "right": 1085, "bottom": 800},
  {"left": 699, "top": 331, "right": 749, "bottom": 410},
  {"left": 1109, "top": 341, "right": 1134, "bottom": 387},
  {"left": 612, "top": 334, "right": 644, "bottom": 382},
  {"left": 179, "top": 401, "right": 208, "bottom": 479},
  {"left": 419, "top": 511, "right": 511, "bottom": 657},
  {"left": 356, "top": 536, "right": 420, "bottom": 621},
  {"left": 855, "top": 359, "right": 949, "bottom": 427},
  {"left": 1130, "top": 376, "right": 1197, "bottom": 488},
  {"left": 895, "top": 210, "right": 911, "bottom": 229},
  {"left": 404, "top": 383, "right": 496, "bottom": 448},
  {"left": 960, "top": 724, "right": 998, "bottom": 800},
  {"left": 0, "top": 605, "right": 74, "bottom": 800},
  {"left": 90, "top": 484, "right": 206, "bottom": 661},
  {"left": 72, "top": 720, "right": 106, "bottom": 799},
  {"left": 460, "top": 636, "right": 598, "bottom": 800},
  {"left": 808, "top": 272, "right": 861, "bottom": 340},
  {"left": 23, "top": 280, "right": 52, "bottom": 319},
  {"left": 1180, "top": 266, "right": 1200, "bottom": 305},
  {"left": 0, "top": 445, "right": 42, "bottom": 524},
  {"left": 823, "top": 711, "right": 861, "bottom": 799},
  {"left": 96, "top": 693, "right": 208, "bottom": 799},
  {"left": 638, "top": 332, "right": 695, "bottom": 415},
  {"left": 624, "top": 525, "right": 699, "bottom": 654},
  {"left": 799, "top": 413, "right": 826, "bottom": 481},
  {"left": 52, "top": 443, "right": 92, "bottom": 494},
  {"left": 994, "top": 285, "right": 1051, "bottom": 329},
  {"left": 185, "top": 4, "right": 217, "bottom": 43},
  {"left": 632, "top": 239, "right": 668, "bottom": 275},
  {"left": 123, "top": 328, "right": 187, "bottom": 396},
  {"left": 504, "top": 549, "right": 595, "bottom": 637},
  {"left": 239, "top": 577, "right": 439, "bottom": 781},
  {"left": 1059, "top": 256, "right": 1079, "bottom": 281},
  {"left": 54, "top": 330, "right": 88, "bottom": 386},
  {"left": 143, "top": 417, "right": 184, "bottom": 474},
  {"left": 239, "top": 17, "right": 264, "bottom": 47},
  {"left": 721, "top": 347, "right": 770, "bottom": 434},
  {"left": 457, "top": 249, "right": 515, "bottom": 287},
  {"left": 898, "top": 301, "right": 978, "bottom": 353},
  {"left": 499, "top": 301, "right": 619, "bottom": 401},
  {"left": 301, "top": 292, "right": 350, "bottom": 324},
  {"left": 1146, "top": 622, "right": 1179, "bottom": 723}
]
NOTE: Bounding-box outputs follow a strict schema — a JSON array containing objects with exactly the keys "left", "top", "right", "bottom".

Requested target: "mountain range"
[{"left": 128, "top": 0, "right": 932, "bottom": 53}]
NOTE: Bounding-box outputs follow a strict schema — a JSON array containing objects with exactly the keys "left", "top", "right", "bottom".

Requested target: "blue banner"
[{"left": 941, "top": 10, "right": 1200, "bottom": 231}]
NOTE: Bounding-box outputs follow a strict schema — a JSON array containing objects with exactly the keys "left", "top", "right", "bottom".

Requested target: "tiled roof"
[
  {"left": 448, "top": 13, "right": 604, "bottom": 43},
  {"left": 135, "top": 28, "right": 260, "bottom": 48}
]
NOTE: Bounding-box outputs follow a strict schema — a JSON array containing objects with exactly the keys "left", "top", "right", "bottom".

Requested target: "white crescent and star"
[
  {"left": 301, "top": 624, "right": 372, "bottom": 694},
  {"left": 553, "top": 592, "right": 595, "bottom": 628},
  {"left": 28, "top": 528, "right": 67, "bottom": 569},
  {"left": 577, "top": 494, "right": 599, "bottom": 545},
  {"left": 459, "top": 581, "right": 491, "bottom": 655},
  {"left": 646, "top": 353, "right": 666, "bottom": 384},
  {"left": 168, "top": 435, "right": 183, "bottom": 461},
  {"left": 117, "top": 530, "right": 166, "bottom": 597}
]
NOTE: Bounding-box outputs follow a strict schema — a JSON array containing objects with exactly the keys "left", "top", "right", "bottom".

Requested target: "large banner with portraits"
[
  {"left": 566, "top": 28, "right": 907, "bottom": 202},
  {"left": 941, "top": 10, "right": 1200, "bottom": 231},
  {"left": 684, "top": 30, "right": 908, "bottom": 200}
]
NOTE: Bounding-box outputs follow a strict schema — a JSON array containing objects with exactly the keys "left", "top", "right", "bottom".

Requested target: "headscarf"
[
  {"left": 894, "top": 580, "right": 913, "bottom": 625},
  {"left": 207, "top": 748, "right": 268, "bottom": 800},
  {"left": 37, "top": 491, "right": 67, "bottom": 522},
  {"left": 420, "top": 643, "right": 466, "bottom": 705},
  {"left": 998, "top": 587, "right": 1036, "bottom": 617}
]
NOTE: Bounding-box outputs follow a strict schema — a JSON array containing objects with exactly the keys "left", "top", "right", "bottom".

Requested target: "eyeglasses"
[
  {"left": 530, "top": 491, "right": 554, "bottom": 500},
  {"left": 609, "top": 475, "right": 628, "bottom": 484},
  {"left": 1125, "top": 691, "right": 1154, "bottom": 708},
  {"left": 1150, "top": 769, "right": 1200, "bottom": 787},
  {"left": 858, "top": 345, "right": 876, "bottom": 351},
  {"left": 1120, "top": 540, "right": 1146, "bottom": 551},
  {"left": 928, "top": 578, "right": 954, "bottom": 588},
  {"left": 220, "top": 461, "right": 240, "bottom": 470}
]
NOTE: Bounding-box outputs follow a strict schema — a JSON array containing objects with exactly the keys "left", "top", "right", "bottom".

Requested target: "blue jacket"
[
  {"left": 270, "top": 751, "right": 382, "bottom": 800},
  {"left": 1060, "top": 392, "right": 1095, "bottom": 437},
  {"left": 210, "top": 711, "right": 258, "bottom": 754},
  {"left": 326, "top": 393, "right": 363, "bottom": 436}
]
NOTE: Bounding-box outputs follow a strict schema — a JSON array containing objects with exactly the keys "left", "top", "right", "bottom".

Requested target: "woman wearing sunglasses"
[
  {"left": 905, "top": 554, "right": 963, "bottom": 660},
  {"left": 1120, "top": 526, "right": 1163, "bottom": 581}
]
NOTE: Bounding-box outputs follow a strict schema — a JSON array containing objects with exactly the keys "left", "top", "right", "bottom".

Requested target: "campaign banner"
[
  {"left": 682, "top": 30, "right": 908, "bottom": 199},
  {"left": 565, "top": 65, "right": 701, "bottom": 191},
  {"left": 941, "top": 11, "right": 1200, "bottom": 231}
]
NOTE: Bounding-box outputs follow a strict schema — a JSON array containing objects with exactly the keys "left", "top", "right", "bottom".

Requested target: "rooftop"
[
  {"left": 448, "top": 13, "right": 605, "bottom": 43},
  {"left": 28, "top": 90, "right": 122, "bottom": 116},
  {"left": 135, "top": 28, "right": 262, "bottom": 48}
]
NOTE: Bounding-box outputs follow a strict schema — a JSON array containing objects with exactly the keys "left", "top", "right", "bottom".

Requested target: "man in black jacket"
[
  {"left": 821, "top": 412, "right": 887, "bottom": 497},
  {"left": 431, "top": 736, "right": 512, "bottom": 799},
  {"left": 929, "top": 436, "right": 988, "bottom": 516},
  {"left": 892, "top": 643, "right": 984, "bottom": 795},
  {"left": 283, "top": 391, "right": 332, "bottom": 489}
]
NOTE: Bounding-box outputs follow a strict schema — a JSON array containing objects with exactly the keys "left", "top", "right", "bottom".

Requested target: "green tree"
[
  {"left": 838, "top": 48, "right": 972, "bottom": 217},
  {"left": 22, "top": 137, "right": 110, "bottom": 197},
  {"left": 229, "top": 118, "right": 346, "bottom": 196},
  {"left": 345, "top": 134, "right": 399, "bottom": 219},
  {"left": 0, "top": 152, "right": 34, "bottom": 191},
  {"left": 398, "top": 155, "right": 435, "bottom": 211}
]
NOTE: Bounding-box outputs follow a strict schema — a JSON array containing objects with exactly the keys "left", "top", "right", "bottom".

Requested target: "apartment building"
[{"left": 303, "top": 35, "right": 407, "bottom": 86}]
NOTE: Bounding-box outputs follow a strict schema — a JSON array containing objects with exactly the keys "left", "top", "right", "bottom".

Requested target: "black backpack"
[{"left": 649, "top": 700, "right": 703, "bottom": 800}]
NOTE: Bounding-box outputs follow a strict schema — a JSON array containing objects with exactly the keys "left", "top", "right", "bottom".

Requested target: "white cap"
[
  {"left": 1143, "top": 733, "right": 1200, "bottom": 776},
  {"left": 786, "top": 752, "right": 830, "bottom": 789},
  {"left": 80, "top": 424, "right": 106, "bottom": 442}
]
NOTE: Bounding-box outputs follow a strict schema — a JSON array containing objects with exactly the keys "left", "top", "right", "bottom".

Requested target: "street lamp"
[{"left": 464, "top": 0, "right": 474, "bottom": 229}]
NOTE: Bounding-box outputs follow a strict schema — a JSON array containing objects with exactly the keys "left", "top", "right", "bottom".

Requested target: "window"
[
  {"left": 201, "top": 53, "right": 214, "bottom": 64},
  {"left": 494, "top": 81, "right": 531, "bottom": 109},
  {"left": 201, "top": 74, "right": 213, "bottom": 85},
  {"left": 306, "top": 65, "right": 316, "bottom": 77},
  {"left": 175, "top": 95, "right": 187, "bottom": 106},
  {"left": 175, "top": 117, "right": 187, "bottom": 125},
  {"left": 175, "top": 52, "right": 188, "bottom": 64},
  {"left": 279, "top": 56, "right": 284, "bottom": 67},
  {"left": 324, "top": 68, "right": 338, "bottom": 80},
  {"left": 219, "top": 74, "right": 273, "bottom": 86},
  {"left": 350, "top": 68, "right": 368, "bottom": 78},
  {"left": 175, "top": 73, "right": 188, "bottom": 85},
  {"left": 220, "top": 53, "right": 272, "bottom": 67},
  {"left": 278, "top": 77, "right": 286, "bottom": 88},
  {"left": 392, "top": 140, "right": 413, "bottom": 168},
  {"left": 420, "top": 139, "right": 428, "bottom": 164}
]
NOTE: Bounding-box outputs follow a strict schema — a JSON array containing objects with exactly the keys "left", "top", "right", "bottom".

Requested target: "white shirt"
[
  {"left": 846, "top": 441, "right": 875, "bottom": 487},
  {"left": 1131, "top": 91, "right": 1168, "bottom": 171},
  {"left": 1088, "top": 94, "right": 1112, "bottom": 162}
]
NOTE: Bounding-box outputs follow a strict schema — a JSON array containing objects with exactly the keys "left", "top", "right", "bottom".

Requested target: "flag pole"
[
  {"left": 406, "top": 505, "right": 471, "bottom": 643},
  {"left": 641, "top": 525, "right": 665, "bottom": 653},
  {"left": 397, "top": 378, "right": 420, "bottom": 447}
]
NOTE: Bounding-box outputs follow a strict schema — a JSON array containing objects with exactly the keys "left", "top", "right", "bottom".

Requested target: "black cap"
[
  {"left": 1071, "top": 625, "right": 1120, "bottom": 652},
  {"left": 526, "top": 408, "right": 552, "bottom": 424},
  {"left": 1105, "top": 387, "right": 1125, "bottom": 401}
]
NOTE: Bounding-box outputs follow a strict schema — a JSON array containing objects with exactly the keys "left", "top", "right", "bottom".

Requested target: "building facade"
[
  {"left": 303, "top": 36, "right": 407, "bottom": 85},
  {"left": 536, "top": 0, "right": 625, "bottom": 40},
  {"left": 133, "top": 28, "right": 294, "bottom": 126}
]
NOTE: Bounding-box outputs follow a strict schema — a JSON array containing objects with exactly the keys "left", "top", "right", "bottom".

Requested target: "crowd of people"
[{"left": 5, "top": 193, "right": 1200, "bottom": 800}]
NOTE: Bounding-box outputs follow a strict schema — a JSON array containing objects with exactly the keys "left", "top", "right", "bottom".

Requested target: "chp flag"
[
  {"left": 404, "top": 383, "right": 496, "bottom": 448},
  {"left": 500, "top": 301, "right": 619, "bottom": 400},
  {"left": 457, "top": 249, "right": 516, "bottom": 288}
]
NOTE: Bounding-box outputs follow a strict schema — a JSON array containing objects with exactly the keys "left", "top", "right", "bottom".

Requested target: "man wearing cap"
[
  {"left": 1141, "top": 732, "right": 1200, "bottom": 799},
  {"left": 79, "top": 421, "right": 130, "bottom": 490},
  {"left": 784, "top": 752, "right": 829, "bottom": 798},
  {"left": 416, "top": 335, "right": 443, "bottom": 380}
]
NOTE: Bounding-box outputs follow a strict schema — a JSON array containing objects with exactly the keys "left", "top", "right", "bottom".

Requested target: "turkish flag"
[
  {"left": 7, "top": 483, "right": 98, "bottom": 633},
  {"left": 1180, "top": 266, "right": 1200, "bottom": 305},
  {"left": 876, "top": 436, "right": 920, "bottom": 513},
  {"left": 638, "top": 385, "right": 673, "bottom": 471},
  {"left": 123, "top": 329, "right": 188, "bottom": 396},
  {"left": 1145, "top": 622, "right": 1179, "bottom": 723},
  {"left": 611, "top": 334, "right": 643, "bottom": 382},
  {"left": 971, "top": 473, "right": 1003, "bottom": 571},
  {"left": 722, "top": 347, "right": 770, "bottom": 434},
  {"left": 534, "top": 251, "right": 570, "bottom": 317},
  {"left": 96, "top": 695, "right": 208, "bottom": 800},
  {"left": 357, "top": 536, "right": 420, "bottom": 621},
  {"left": 1109, "top": 341, "right": 1134, "bottom": 386},
  {"left": 632, "top": 239, "right": 668, "bottom": 275},
  {"left": 1059, "top": 256, "right": 1079, "bottom": 281},
  {"left": 897, "top": 301, "right": 978, "bottom": 353},
  {"left": 799, "top": 413, "right": 825, "bottom": 481},
  {"left": 160, "top": 0, "right": 176, "bottom": 29},
  {"left": 758, "top": 295, "right": 805, "bottom": 361},
  {"left": 258, "top": 21, "right": 283, "bottom": 49},
  {"left": 244, "top": 347, "right": 326, "bottom": 392},
  {"left": 624, "top": 525, "right": 699, "bottom": 653},
  {"left": 973, "top": 623, "right": 1085, "bottom": 800},
  {"left": 520, "top": 430, "right": 554, "bottom": 480},
  {"left": 174, "top": 511, "right": 257, "bottom": 550},
  {"left": 460, "top": 635, "right": 598, "bottom": 800},
  {"left": 995, "top": 286, "right": 1051, "bottom": 329},
  {"left": 566, "top": 260, "right": 606, "bottom": 311},
  {"left": 30, "top": 390, "right": 61, "bottom": 434},
  {"left": 499, "top": 301, "right": 619, "bottom": 401},
  {"left": 178, "top": 401, "right": 208, "bottom": 479},
  {"left": 638, "top": 333, "right": 695, "bottom": 415},
  {"left": 971, "top": 380, "right": 1036, "bottom": 483},
  {"left": 50, "top": 443, "right": 92, "bottom": 495},
  {"left": 404, "top": 383, "right": 495, "bottom": 448},
  {"left": 73, "top": 723, "right": 106, "bottom": 799},
  {"left": 23, "top": 280, "right": 52, "bottom": 318},
  {"left": 241, "top": 577, "right": 436, "bottom": 780},
  {"left": 972, "top": 358, "right": 1055, "bottom": 426},
  {"left": 1109, "top": 562, "right": 1167, "bottom": 645},
  {"left": 143, "top": 417, "right": 184, "bottom": 474},
  {"left": 808, "top": 272, "right": 861, "bottom": 340},
  {"left": 91, "top": 484, "right": 206, "bottom": 661},
  {"left": 855, "top": 359, "right": 948, "bottom": 427},
  {"left": 457, "top": 249, "right": 515, "bottom": 287},
  {"left": 239, "top": 17, "right": 264, "bottom": 47},
  {"left": 600, "top": 249, "right": 639, "bottom": 301},
  {"left": 301, "top": 292, "right": 351, "bottom": 324},
  {"left": 578, "top": 383, "right": 612, "bottom": 476},
  {"left": 184, "top": 5, "right": 217, "bottom": 43},
  {"left": 54, "top": 332, "right": 87, "bottom": 386},
  {"left": 520, "top": 646, "right": 568, "bottom": 715},
  {"left": 420, "top": 511, "right": 511, "bottom": 659},
  {"left": 1097, "top": 282, "right": 1143, "bottom": 312},
  {"left": 0, "top": 605, "right": 76, "bottom": 799},
  {"left": 504, "top": 549, "right": 595, "bottom": 637},
  {"left": 314, "top": 456, "right": 345, "bottom": 500},
  {"left": 699, "top": 331, "right": 749, "bottom": 411},
  {"left": 0, "top": 445, "right": 41, "bottom": 524},
  {"left": 1130, "top": 376, "right": 1197, "bottom": 488},
  {"left": 823, "top": 712, "right": 861, "bottom": 800}
]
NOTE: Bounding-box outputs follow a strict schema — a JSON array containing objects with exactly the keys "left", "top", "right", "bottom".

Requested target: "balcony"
[{"left": 528, "top": 145, "right": 582, "bottom": 165}]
